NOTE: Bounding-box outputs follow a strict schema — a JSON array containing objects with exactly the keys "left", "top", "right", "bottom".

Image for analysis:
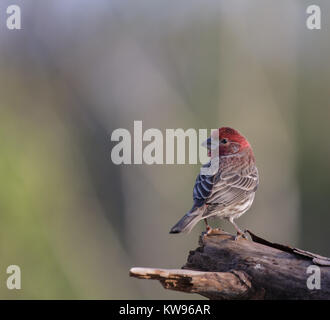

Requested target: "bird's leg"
[
  {"left": 204, "top": 205, "right": 213, "bottom": 234},
  {"left": 229, "top": 217, "right": 247, "bottom": 240},
  {"left": 204, "top": 218, "right": 212, "bottom": 233},
  {"left": 204, "top": 218, "right": 224, "bottom": 236}
]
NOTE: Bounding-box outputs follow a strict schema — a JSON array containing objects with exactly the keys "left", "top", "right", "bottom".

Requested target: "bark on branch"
[{"left": 129, "top": 230, "right": 330, "bottom": 299}]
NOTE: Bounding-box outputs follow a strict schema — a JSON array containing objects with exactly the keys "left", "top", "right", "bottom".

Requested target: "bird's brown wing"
[
  {"left": 202, "top": 165, "right": 258, "bottom": 214},
  {"left": 192, "top": 162, "right": 217, "bottom": 207}
]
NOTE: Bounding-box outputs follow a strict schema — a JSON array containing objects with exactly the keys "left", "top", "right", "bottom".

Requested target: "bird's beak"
[
  {"left": 201, "top": 137, "right": 211, "bottom": 148},
  {"left": 202, "top": 137, "right": 219, "bottom": 149}
]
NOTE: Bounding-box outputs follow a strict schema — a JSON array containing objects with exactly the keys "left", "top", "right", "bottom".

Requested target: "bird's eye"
[{"left": 221, "top": 138, "right": 228, "bottom": 144}]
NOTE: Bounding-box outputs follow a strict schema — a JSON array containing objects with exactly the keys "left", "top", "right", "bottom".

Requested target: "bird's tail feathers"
[{"left": 169, "top": 207, "right": 204, "bottom": 234}]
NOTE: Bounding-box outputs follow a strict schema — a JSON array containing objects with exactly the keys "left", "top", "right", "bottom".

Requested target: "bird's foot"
[
  {"left": 234, "top": 230, "right": 248, "bottom": 241},
  {"left": 205, "top": 227, "right": 224, "bottom": 236}
]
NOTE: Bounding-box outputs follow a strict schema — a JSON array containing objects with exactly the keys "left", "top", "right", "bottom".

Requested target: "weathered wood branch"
[{"left": 130, "top": 230, "right": 330, "bottom": 299}]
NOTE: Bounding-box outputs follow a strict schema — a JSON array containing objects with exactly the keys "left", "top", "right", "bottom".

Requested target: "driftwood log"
[{"left": 130, "top": 230, "right": 330, "bottom": 299}]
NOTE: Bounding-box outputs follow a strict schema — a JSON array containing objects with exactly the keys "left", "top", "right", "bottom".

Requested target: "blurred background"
[{"left": 0, "top": 0, "right": 329, "bottom": 299}]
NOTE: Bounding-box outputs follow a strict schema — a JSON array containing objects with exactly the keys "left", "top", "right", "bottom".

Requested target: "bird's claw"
[
  {"left": 234, "top": 230, "right": 248, "bottom": 241},
  {"left": 205, "top": 227, "right": 223, "bottom": 236}
]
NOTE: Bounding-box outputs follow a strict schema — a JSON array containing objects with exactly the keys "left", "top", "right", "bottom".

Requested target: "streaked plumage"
[{"left": 170, "top": 127, "right": 259, "bottom": 236}]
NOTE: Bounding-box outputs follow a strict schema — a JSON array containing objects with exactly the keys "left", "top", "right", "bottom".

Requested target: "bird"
[{"left": 169, "top": 127, "right": 259, "bottom": 239}]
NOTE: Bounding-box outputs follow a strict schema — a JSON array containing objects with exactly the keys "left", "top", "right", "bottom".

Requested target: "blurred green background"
[{"left": 0, "top": 0, "right": 329, "bottom": 299}]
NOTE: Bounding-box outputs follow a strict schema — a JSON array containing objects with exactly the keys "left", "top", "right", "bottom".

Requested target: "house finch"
[{"left": 169, "top": 127, "right": 259, "bottom": 238}]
